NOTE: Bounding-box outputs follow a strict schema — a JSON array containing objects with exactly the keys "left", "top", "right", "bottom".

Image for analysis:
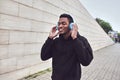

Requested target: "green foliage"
[
  {"left": 96, "top": 18, "right": 113, "bottom": 33},
  {"left": 118, "top": 33, "right": 120, "bottom": 37}
]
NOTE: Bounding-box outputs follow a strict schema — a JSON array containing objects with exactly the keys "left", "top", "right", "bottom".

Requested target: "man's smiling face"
[{"left": 58, "top": 17, "right": 70, "bottom": 34}]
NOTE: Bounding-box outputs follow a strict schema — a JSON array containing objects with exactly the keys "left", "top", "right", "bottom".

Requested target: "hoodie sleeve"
[
  {"left": 73, "top": 36, "right": 93, "bottom": 66},
  {"left": 41, "top": 37, "right": 54, "bottom": 61}
]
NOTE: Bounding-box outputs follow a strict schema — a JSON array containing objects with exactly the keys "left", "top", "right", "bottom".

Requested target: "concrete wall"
[{"left": 0, "top": 0, "right": 113, "bottom": 79}]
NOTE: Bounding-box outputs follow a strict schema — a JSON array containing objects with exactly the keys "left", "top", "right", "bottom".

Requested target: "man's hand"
[
  {"left": 49, "top": 26, "right": 59, "bottom": 39},
  {"left": 71, "top": 23, "right": 78, "bottom": 40}
]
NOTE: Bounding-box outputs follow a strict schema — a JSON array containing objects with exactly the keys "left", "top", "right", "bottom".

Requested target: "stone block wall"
[{"left": 0, "top": 0, "right": 113, "bottom": 79}]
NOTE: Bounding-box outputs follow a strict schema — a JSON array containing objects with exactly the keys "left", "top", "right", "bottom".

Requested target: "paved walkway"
[{"left": 21, "top": 43, "right": 120, "bottom": 80}]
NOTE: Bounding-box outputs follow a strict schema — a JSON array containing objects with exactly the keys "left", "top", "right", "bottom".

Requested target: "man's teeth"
[{"left": 59, "top": 29, "right": 63, "bottom": 31}]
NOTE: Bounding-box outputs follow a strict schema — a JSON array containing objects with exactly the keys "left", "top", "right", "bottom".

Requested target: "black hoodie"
[{"left": 41, "top": 33, "right": 93, "bottom": 80}]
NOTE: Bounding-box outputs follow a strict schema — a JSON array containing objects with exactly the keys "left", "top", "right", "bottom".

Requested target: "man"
[{"left": 41, "top": 13, "right": 93, "bottom": 80}]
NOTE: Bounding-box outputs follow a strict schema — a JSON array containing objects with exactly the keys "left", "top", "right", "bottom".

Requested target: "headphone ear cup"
[{"left": 69, "top": 23, "right": 73, "bottom": 30}]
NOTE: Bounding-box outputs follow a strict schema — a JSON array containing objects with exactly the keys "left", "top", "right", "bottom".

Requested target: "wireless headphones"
[{"left": 56, "top": 23, "right": 73, "bottom": 30}]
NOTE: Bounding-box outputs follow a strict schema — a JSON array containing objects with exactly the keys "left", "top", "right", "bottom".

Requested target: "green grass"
[{"left": 21, "top": 68, "right": 52, "bottom": 80}]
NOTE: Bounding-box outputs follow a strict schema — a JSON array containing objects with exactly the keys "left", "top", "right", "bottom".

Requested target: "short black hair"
[{"left": 59, "top": 13, "right": 74, "bottom": 23}]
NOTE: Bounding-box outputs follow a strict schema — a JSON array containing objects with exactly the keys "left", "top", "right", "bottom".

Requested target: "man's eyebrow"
[{"left": 58, "top": 21, "right": 66, "bottom": 24}]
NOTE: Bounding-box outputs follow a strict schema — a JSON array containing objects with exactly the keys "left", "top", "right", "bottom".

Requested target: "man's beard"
[{"left": 61, "top": 28, "right": 70, "bottom": 35}]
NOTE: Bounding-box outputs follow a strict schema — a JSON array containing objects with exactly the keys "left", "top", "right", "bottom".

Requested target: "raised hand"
[
  {"left": 49, "top": 26, "right": 59, "bottom": 39},
  {"left": 71, "top": 23, "right": 78, "bottom": 40}
]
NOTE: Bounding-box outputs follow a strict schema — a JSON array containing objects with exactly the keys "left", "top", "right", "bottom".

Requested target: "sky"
[{"left": 79, "top": 0, "right": 120, "bottom": 32}]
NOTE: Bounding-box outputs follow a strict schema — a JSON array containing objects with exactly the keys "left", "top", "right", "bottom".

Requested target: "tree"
[
  {"left": 96, "top": 18, "right": 113, "bottom": 33},
  {"left": 118, "top": 32, "right": 120, "bottom": 42}
]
